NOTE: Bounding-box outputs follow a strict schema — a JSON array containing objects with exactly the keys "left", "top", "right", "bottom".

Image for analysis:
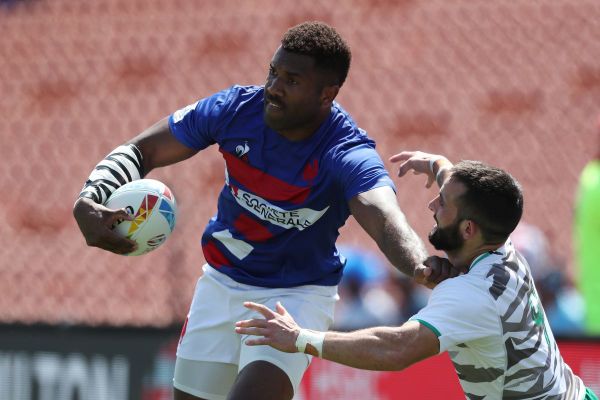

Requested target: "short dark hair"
[
  {"left": 450, "top": 160, "right": 524, "bottom": 244},
  {"left": 281, "top": 21, "right": 351, "bottom": 87}
]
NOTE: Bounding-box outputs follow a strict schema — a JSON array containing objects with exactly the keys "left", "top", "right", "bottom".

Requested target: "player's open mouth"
[
  {"left": 265, "top": 94, "right": 284, "bottom": 111},
  {"left": 266, "top": 101, "right": 283, "bottom": 111}
]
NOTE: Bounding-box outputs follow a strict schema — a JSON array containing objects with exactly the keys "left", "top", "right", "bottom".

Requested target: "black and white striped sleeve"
[{"left": 78, "top": 144, "right": 145, "bottom": 204}]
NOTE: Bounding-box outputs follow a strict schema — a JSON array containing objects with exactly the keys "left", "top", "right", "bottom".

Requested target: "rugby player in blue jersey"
[{"left": 73, "top": 22, "right": 453, "bottom": 400}]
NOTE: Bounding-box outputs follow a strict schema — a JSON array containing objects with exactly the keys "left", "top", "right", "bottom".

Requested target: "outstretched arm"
[
  {"left": 385, "top": 150, "right": 467, "bottom": 283},
  {"left": 236, "top": 302, "right": 439, "bottom": 371},
  {"left": 73, "top": 117, "right": 198, "bottom": 254},
  {"left": 349, "top": 186, "right": 427, "bottom": 276},
  {"left": 349, "top": 186, "right": 427, "bottom": 278},
  {"left": 348, "top": 186, "right": 458, "bottom": 287}
]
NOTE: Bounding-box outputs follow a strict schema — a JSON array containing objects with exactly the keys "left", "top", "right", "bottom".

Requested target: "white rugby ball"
[{"left": 105, "top": 179, "right": 177, "bottom": 256}]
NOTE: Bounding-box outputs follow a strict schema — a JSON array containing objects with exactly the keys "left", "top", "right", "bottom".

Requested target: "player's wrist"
[
  {"left": 435, "top": 166, "right": 450, "bottom": 184},
  {"left": 428, "top": 157, "right": 443, "bottom": 174},
  {"left": 430, "top": 157, "right": 452, "bottom": 184},
  {"left": 76, "top": 192, "right": 100, "bottom": 204},
  {"left": 73, "top": 195, "right": 99, "bottom": 213},
  {"left": 429, "top": 157, "right": 451, "bottom": 174},
  {"left": 295, "top": 329, "right": 326, "bottom": 357}
]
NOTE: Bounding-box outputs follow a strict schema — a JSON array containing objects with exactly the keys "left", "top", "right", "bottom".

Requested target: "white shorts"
[{"left": 174, "top": 264, "right": 338, "bottom": 399}]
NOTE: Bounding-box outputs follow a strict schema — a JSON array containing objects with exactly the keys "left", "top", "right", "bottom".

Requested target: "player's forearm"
[
  {"left": 237, "top": 303, "right": 438, "bottom": 370},
  {"left": 349, "top": 187, "right": 427, "bottom": 277},
  {"left": 378, "top": 209, "right": 428, "bottom": 276},
  {"left": 320, "top": 326, "right": 418, "bottom": 371}
]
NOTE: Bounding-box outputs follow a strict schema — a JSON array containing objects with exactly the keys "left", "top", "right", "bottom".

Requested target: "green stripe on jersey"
[
  {"left": 468, "top": 252, "right": 493, "bottom": 272},
  {"left": 415, "top": 319, "right": 441, "bottom": 337},
  {"left": 585, "top": 387, "right": 598, "bottom": 400}
]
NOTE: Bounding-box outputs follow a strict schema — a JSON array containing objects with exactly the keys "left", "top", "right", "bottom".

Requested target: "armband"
[{"left": 78, "top": 144, "right": 145, "bottom": 204}]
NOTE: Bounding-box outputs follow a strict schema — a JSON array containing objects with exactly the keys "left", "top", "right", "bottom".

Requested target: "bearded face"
[{"left": 428, "top": 217, "right": 465, "bottom": 252}]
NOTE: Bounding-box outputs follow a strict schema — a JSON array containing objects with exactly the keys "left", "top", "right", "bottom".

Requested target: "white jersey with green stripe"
[{"left": 410, "top": 239, "right": 586, "bottom": 399}]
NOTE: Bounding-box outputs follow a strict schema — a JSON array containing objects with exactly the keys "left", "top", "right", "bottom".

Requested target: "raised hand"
[{"left": 389, "top": 150, "right": 452, "bottom": 188}]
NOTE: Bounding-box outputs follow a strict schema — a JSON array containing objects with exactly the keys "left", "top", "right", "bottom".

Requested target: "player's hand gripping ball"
[{"left": 105, "top": 179, "right": 177, "bottom": 256}]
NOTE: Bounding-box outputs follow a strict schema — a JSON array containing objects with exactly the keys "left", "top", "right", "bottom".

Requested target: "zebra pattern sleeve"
[{"left": 78, "top": 144, "right": 145, "bottom": 204}]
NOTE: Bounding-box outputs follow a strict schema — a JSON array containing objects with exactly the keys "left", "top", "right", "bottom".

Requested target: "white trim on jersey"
[{"left": 212, "top": 229, "right": 254, "bottom": 260}]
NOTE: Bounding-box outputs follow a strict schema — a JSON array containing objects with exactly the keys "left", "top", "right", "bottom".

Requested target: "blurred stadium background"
[{"left": 1, "top": 0, "right": 599, "bottom": 399}]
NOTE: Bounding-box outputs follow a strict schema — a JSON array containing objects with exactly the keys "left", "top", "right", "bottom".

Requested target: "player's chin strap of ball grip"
[
  {"left": 295, "top": 329, "right": 326, "bottom": 358},
  {"left": 78, "top": 144, "right": 145, "bottom": 204}
]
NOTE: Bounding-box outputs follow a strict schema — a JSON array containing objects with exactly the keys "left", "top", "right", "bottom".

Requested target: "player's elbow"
[
  {"left": 384, "top": 348, "right": 413, "bottom": 371},
  {"left": 380, "top": 334, "right": 431, "bottom": 371},
  {"left": 365, "top": 342, "right": 413, "bottom": 371}
]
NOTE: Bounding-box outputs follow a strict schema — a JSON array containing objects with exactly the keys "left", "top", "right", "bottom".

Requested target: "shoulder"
[
  {"left": 215, "top": 85, "right": 263, "bottom": 107},
  {"left": 331, "top": 102, "right": 358, "bottom": 127},
  {"left": 326, "top": 104, "right": 377, "bottom": 159},
  {"left": 433, "top": 274, "right": 485, "bottom": 294},
  {"left": 188, "top": 85, "right": 264, "bottom": 125},
  {"left": 467, "top": 242, "right": 535, "bottom": 303},
  {"left": 228, "top": 84, "right": 263, "bottom": 98},
  {"left": 328, "top": 102, "right": 369, "bottom": 140},
  {"left": 429, "top": 274, "right": 497, "bottom": 314},
  {"left": 413, "top": 275, "right": 500, "bottom": 338}
]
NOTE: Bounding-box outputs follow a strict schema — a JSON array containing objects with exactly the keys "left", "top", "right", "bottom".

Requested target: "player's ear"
[
  {"left": 320, "top": 84, "right": 339, "bottom": 107},
  {"left": 461, "top": 219, "right": 478, "bottom": 240}
]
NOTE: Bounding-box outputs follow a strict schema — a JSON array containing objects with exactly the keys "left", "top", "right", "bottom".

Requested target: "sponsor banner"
[
  {"left": 0, "top": 325, "right": 598, "bottom": 400},
  {"left": 0, "top": 325, "right": 176, "bottom": 400}
]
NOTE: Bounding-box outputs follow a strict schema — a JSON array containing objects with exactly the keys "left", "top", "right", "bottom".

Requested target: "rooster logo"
[{"left": 235, "top": 141, "right": 250, "bottom": 162}]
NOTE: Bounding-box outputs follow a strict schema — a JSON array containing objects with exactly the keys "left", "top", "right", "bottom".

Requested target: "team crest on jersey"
[
  {"left": 235, "top": 141, "right": 250, "bottom": 162},
  {"left": 302, "top": 159, "right": 319, "bottom": 182}
]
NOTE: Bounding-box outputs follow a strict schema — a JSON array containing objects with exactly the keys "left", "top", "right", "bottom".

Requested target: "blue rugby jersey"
[{"left": 169, "top": 85, "right": 394, "bottom": 287}]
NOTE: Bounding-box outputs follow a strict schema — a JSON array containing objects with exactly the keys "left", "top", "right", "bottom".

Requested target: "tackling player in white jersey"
[{"left": 236, "top": 151, "right": 598, "bottom": 400}]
